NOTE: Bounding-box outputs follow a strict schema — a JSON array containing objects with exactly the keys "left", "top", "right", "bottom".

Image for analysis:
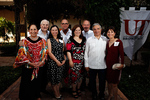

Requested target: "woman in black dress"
[{"left": 47, "top": 25, "right": 66, "bottom": 99}]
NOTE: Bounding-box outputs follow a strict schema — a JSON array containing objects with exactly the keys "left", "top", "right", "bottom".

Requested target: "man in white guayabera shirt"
[
  {"left": 84, "top": 23, "right": 107, "bottom": 100},
  {"left": 38, "top": 19, "right": 50, "bottom": 95},
  {"left": 82, "top": 20, "right": 94, "bottom": 40}
]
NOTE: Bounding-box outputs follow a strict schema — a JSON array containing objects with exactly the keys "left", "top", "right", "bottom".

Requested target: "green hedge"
[
  {"left": 0, "top": 42, "right": 16, "bottom": 56},
  {"left": 0, "top": 66, "right": 21, "bottom": 94},
  {"left": 119, "top": 65, "right": 150, "bottom": 100}
]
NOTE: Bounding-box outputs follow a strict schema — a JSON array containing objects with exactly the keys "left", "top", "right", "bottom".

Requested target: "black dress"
[{"left": 47, "top": 38, "right": 65, "bottom": 85}]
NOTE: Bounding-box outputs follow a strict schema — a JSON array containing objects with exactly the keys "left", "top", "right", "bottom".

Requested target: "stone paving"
[
  {"left": 1, "top": 51, "right": 146, "bottom": 100},
  {"left": 0, "top": 48, "right": 147, "bottom": 100},
  {"left": 0, "top": 56, "right": 132, "bottom": 100},
  {"left": 0, "top": 76, "right": 128, "bottom": 100}
]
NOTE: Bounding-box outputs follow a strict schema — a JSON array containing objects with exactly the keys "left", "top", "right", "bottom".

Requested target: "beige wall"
[
  {"left": 0, "top": 9, "right": 25, "bottom": 24},
  {"left": 52, "top": 16, "right": 84, "bottom": 30}
]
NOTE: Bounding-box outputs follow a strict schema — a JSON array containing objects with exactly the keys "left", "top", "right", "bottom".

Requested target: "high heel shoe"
[
  {"left": 55, "top": 95, "right": 62, "bottom": 100},
  {"left": 77, "top": 89, "right": 82, "bottom": 96},
  {"left": 72, "top": 91, "right": 78, "bottom": 98}
]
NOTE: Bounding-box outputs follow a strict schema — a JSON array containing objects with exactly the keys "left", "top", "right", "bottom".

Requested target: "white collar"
[{"left": 38, "top": 29, "right": 49, "bottom": 35}]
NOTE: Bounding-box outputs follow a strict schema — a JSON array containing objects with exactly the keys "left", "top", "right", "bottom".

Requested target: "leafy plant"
[
  {"left": 84, "top": 0, "right": 132, "bottom": 32},
  {"left": 0, "top": 66, "right": 22, "bottom": 94},
  {"left": 119, "top": 65, "right": 150, "bottom": 100},
  {"left": 0, "top": 17, "right": 15, "bottom": 36}
]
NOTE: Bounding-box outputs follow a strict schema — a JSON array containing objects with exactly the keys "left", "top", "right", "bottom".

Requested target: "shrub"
[
  {"left": 0, "top": 66, "right": 21, "bottom": 94},
  {"left": 119, "top": 65, "right": 150, "bottom": 100},
  {"left": 0, "top": 42, "right": 16, "bottom": 56}
]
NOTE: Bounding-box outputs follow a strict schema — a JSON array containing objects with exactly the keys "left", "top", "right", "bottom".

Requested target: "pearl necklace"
[{"left": 30, "top": 36, "right": 38, "bottom": 40}]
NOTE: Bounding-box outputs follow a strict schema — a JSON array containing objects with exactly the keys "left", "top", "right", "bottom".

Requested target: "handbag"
[{"left": 112, "top": 63, "right": 125, "bottom": 70}]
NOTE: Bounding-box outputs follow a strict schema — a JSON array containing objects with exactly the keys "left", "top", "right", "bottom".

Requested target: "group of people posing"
[{"left": 13, "top": 19, "right": 124, "bottom": 100}]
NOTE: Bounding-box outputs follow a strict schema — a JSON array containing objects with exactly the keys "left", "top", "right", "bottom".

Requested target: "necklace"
[
  {"left": 30, "top": 36, "right": 38, "bottom": 40},
  {"left": 109, "top": 39, "right": 115, "bottom": 43}
]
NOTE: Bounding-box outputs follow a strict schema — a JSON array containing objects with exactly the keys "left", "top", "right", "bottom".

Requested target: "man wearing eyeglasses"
[{"left": 60, "top": 19, "right": 72, "bottom": 44}]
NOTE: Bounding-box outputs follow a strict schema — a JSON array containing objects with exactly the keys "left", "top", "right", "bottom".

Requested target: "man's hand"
[
  {"left": 85, "top": 67, "right": 89, "bottom": 72},
  {"left": 19, "top": 40, "right": 23, "bottom": 46}
]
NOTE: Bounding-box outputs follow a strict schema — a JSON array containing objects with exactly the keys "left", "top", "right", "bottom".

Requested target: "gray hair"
[
  {"left": 40, "top": 19, "right": 49, "bottom": 25},
  {"left": 92, "top": 23, "right": 101, "bottom": 30}
]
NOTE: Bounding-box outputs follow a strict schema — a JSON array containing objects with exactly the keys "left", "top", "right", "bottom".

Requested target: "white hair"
[
  {"left": 40, "top": 19, "right": 49, "bottom": 25},
  {"left": 92, "top": 23, "right": 102, "bottom": 30}
]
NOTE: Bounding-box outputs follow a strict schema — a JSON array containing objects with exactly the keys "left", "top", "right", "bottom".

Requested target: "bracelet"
[{"left": 42, "top": 60, "right": 44, "bottom": 64}]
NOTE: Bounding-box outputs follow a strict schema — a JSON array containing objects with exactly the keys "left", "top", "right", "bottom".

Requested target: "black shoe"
[
  {"left": 99, "top": 97, "right": 105, "bottom": 100},
  {"left": 99, "top": 94, "right": 105, "bottom": 100},
  {"left": 92, "top": 95, "right": 98, "bottom": 100},
  {"left": 41, "top": 90, "right": 50, "bottom": 94}
]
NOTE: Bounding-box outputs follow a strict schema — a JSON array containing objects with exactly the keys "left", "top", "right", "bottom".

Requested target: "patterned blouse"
[{"left": 13, "top": 37, "right": 48, "bottom": 81}]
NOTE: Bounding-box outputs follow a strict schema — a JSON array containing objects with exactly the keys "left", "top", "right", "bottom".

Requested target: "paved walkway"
[
  {"left": 0, "top": 56, "right": 15, "bottom": 67},
  {"left": 1, "top": 52, "right": 146, "bottom": 100},
  {"left": 0, "top": 76, "right": 128, "bottom": 100},
  {"left": 0, "top": 56, "right": 132, "bottom": 100}
]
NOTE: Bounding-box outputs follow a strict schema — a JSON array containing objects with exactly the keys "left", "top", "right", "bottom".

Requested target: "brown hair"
[
  {"left": 107, "top": 26, "right": 118, "bottom": 38},
  {"left": 72, "top": 24, "right": 83, "bottom": 39}
]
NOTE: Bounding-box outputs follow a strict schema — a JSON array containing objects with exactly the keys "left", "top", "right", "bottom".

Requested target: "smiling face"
[
  {"left": 74, "top": 27, "right": 81, "bottom": 37},
  {"left": 107, "top": 29, "right": 115, "bottom": 39},
  {"left": 40, "top": 20, "right": 49, "bottom": 32},
  {"left": 61, "top": 19, "right": 69, "bottom": 30},
  {"left": 51, "top": 26, "right": 58, "bottom": 37},
  {"left": 82, "top": 20, "right": 90, "bottom": 32},
  {"left": 93, "top": 25, "right": 101, "bottom": 37},
  {"left": 29, "top": 25, "right": 38, "bottom": 38}
]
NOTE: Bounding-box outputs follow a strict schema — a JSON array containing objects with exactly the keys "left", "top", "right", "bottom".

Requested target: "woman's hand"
[
  {"left": 29, "top": 62, "right": 39, "bottom": 68},
  {"left": 56, "top": 61, "right": 62, "bottom": 67},
  {"left": 117, "top": 64, "right": 124, "bottom": 70},
  {"left": 36, "top": 61, "right": 44, "bottom": 68},
  {"left": 69, "top": 61, "right": 74, "bottom": 68},
  {"left": 61, "top": 60, "right": 66, "bottom": 65}
]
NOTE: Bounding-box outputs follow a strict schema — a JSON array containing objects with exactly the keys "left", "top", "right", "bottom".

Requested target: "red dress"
[
  {"left": 106, "top": 39, "right": 124, "bottom": 84},
  {"left": 65, "top": 36, "right": 86, "bottom": 84}
]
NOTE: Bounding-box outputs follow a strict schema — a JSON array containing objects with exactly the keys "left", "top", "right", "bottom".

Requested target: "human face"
[
  {"left": 51, "top": 27, "right": 58, "bottom": 37},
  {"left": 40, "top": 20, "right": 49, "bottom": 32},
  {"left": 93, "top": 25, "right": 101, "bottom": 37},
  {"left": 61, "top": 19, "right": 69, "bottom": 30},
  {"left": 29, "top": 25, "right": 38, "bottom": 38},
  {"left": 107, "top": 29, "right": 115, "bottom": 39},
  {"left": 82, "top": 20, "right": 90, "bottom": 32},
  {"left": 74, "top": 27, "right": 81, "bottom": 37}
]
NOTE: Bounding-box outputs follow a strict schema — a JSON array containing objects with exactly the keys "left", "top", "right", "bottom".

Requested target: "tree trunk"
[{"left": 14, "top": 2, "right": 21, "bottom": 52}]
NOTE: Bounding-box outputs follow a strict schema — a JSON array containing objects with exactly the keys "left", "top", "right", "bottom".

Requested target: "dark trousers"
[
  {"left": 40, "top": 62, "right": 48, "bottom": 91},
  {"left": 89, "top": 68, "right": 106, "bottom": 98},
  {"left": 19, "top": 67, "right": 43, "bottom": 100}
]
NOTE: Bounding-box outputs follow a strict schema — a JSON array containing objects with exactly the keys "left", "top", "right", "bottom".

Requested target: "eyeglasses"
[{"left": 61, "top": 23, "right": 68, "bottom": 25}]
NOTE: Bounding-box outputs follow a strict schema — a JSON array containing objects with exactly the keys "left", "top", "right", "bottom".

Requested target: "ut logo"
[{"left": 124, "top": 20, "right": 150, "bottom": 36}]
